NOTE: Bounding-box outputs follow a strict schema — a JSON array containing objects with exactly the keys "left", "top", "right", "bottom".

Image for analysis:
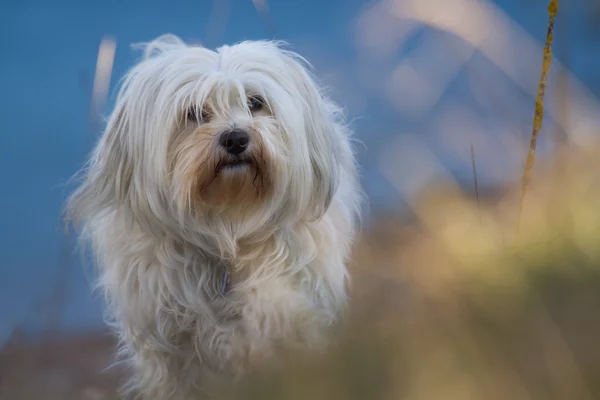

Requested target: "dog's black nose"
[{"left": 219, "top": 129, "right": 250, "bottom": 155}]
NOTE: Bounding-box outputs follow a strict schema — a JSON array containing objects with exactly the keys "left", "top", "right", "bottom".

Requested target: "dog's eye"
[
  {"left": 247, "top": 96, "right": 265, "bottom": 113},
  {"left": 187, "top": 107, "right": 211, "bottom": 123}
]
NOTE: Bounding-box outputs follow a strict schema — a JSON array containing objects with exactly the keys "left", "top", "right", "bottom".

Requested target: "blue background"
[{"left": 1, "top": 0, "right": 598, "bottom": 340}]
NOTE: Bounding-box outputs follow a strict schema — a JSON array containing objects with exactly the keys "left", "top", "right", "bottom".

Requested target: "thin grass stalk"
[{"left": 515, "top": 0, "right": 560, "bottom": 240}]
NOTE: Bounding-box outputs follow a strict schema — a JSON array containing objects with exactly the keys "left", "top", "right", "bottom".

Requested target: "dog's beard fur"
[{"left": 66, "top": 34, "right": 363, "bottom": 400}]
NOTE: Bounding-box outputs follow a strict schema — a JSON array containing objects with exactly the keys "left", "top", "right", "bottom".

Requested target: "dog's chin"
[{"left": 198, "top": 158, "right": 271, "bottom": 211}]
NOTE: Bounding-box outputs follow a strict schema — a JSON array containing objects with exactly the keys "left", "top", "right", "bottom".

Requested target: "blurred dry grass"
[
  {"left": 218, "top": 143, "right": 600, "bottom": 400},
  {"left": 0, "top": 333, "right": 121, "bottom": 400}
]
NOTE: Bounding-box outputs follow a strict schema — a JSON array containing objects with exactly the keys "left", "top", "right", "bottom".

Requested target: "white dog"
[{"left": 67, "top": 34, "right": 362, "bottom": 399}]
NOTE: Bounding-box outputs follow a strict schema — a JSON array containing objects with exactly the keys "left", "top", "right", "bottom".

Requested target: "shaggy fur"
[{"left": 66, "top": 34, "right": 362, "bottom": 400}]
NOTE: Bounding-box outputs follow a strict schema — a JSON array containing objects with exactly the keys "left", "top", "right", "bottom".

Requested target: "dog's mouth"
[
  {"left": 214, "top": 157, "right": 256, "bottom": 177},
  {"left": 222, "top": 159, "right": 251, "bottom": 169}
]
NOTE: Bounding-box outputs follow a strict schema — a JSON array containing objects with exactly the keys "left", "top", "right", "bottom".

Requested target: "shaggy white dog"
[{"left": 67, "top": 34, "right": 362, "bottom": 399}]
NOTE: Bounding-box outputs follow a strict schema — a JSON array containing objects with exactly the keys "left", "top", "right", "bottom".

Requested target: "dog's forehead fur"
[{"left": 130, "top": 36, "right": 314, "bottom": 117}]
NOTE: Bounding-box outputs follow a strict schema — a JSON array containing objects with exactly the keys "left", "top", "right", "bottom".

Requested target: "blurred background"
[{"left": 2, "top": 0, "right": 600, "bottom": 399}]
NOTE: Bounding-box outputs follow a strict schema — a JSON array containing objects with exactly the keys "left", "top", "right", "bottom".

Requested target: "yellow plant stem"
[{"left": 515, "top": 0, "right": 559, "bottom": 241}]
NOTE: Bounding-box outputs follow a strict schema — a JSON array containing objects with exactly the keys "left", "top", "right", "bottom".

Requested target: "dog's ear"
[
  {"left": 66, "top": 98, "right": 135, "bottom": 229},
  {"left": 68, "top": 35, "right": 193, "bottom": 232},
  {"left": 278, "top": 48, "right": 342, "bottom": 220}
]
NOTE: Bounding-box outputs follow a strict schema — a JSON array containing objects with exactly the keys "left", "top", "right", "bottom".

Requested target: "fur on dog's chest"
[
  {"left": 207, "top": 255, "right": 325, "bottom": 323},
  {"left": 190, "top": 256, "right": 334, "bottom": 374}
]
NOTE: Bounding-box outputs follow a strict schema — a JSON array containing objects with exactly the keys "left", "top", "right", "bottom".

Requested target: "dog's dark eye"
[
  {"left": 187, "top": 106, "right": 210, "bottom": 123},
  {"left": 247, "top": 96, "right": 265, "bottom": 113}
]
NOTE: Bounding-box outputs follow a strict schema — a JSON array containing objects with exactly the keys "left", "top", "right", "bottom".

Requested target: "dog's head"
[{"left": 71, "top": 35, "right": 352, "bottom": 235}]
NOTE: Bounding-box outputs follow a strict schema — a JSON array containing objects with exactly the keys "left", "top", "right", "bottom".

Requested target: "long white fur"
[{"left": 66, "top": 34, "right": 363, "bottom": 400}]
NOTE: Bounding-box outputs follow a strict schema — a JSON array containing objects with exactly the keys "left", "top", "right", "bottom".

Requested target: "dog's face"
[
  {"left": 82, "top": 36, "right": 347, "bottom": 231},
  {"left": 169, "top": 81, "right": 277, "bottom": 212}
]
